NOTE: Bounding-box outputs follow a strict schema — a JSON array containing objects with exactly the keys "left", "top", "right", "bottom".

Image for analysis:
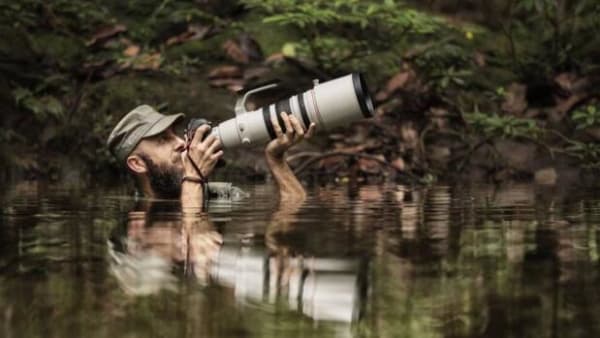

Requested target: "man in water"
[{"left": 107, "top": 105, "right": 315, "bottom": 208}]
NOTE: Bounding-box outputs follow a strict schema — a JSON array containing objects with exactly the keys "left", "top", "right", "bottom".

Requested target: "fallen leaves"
[
  {"left": 222, "top": 34, "right": 264, "bottom": 64},
  {"left": 129, "top": 52, "right": 162, "bottom": 70},
  {"left": 165, "top": 24, "right": 212, "bottom": 46},
  {"left": 123, "top": 45, "right": 140, "bottom": 57},
  {"left": 375, "top": 69, "right": 415, "bottom": 102},
  {"left": 208, "top": 65, "right": 242, "bottom": 79},
  {"left": 86, "top": 24, "right": 127, "bottom": 47},
  {"left": 400, "top": 123, "right": 419, "bottom": 149},
  {"left": 207, "top": 65, "right": 244, "bottom": 92},
  {"left": 391, "top": 158, "right": 406, "bottom": 171},
  {"left": 501, "top": 83, "right": 528, "bottom": 116},
  {"left": 358, "top": 156, "right": 384, "bottom": 174},
  {"left": 534, "top": 167, "right": 557, "bottom": 185}
]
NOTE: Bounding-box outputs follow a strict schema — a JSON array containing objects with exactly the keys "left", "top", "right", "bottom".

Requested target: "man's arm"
[
  {"left": 265, "top": 112, "right": 315, "bottom": 202},
  {"left": 181, "top": 125, "right": 223, "bottom": 210}
]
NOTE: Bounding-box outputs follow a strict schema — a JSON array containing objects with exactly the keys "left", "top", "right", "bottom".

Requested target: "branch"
[{"left": 290, "top": 151, "right": 423, "bottom": 183}]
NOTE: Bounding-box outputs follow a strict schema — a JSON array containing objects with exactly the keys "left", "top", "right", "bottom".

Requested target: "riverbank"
[{"left": 1, "top": 0, "right": 599, "bottom": 186}]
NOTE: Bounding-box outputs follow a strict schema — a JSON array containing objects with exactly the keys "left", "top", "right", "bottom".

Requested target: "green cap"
[{"left": 107, "top": 105, "right": 184, "bottom": 162}]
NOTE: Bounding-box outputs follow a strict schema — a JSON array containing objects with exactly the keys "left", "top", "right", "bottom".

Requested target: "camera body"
[{"left": 184, "top": 118, "right": 211, "bottom": 146}]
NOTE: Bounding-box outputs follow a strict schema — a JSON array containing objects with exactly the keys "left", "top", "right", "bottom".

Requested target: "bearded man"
[{"left": 107, "top": 105, "right": 315, "bottom": 209}]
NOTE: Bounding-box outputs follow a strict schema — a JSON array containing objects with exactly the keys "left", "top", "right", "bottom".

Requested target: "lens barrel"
[{"left": 211, "top": 73, "right": 374, "bottom": 149}]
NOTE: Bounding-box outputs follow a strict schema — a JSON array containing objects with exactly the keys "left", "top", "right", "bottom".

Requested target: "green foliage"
[
  {"left": 1, "top": 0, "right": 600, "bottom": 180},
  {"left": 120, "top": 0, "right": 221, "bottom": 43},
  {"left": 501, "top": 0, "right": 600, "bottom": 79},
  {"left": 0, "top": 0, "right": 110, "bottom": 32},
  {"left": 464, "top": 111, "right": 542, "bottom": 139},
  {"left": 161, "top": 55, "right": 203, "bottom": 76},
  {"left": 241, "top": 0, "right": 447, "bottom": 73},
  {"left": 413, "top": 41, "right": 474, "bottom": 91},
  {"left": 564, "top": 140, "right": 600, "bottom": 168},
  {"left": 12, "top": 87, "right": 66, "bottom": 122},
  {"left": 572, "top": 104, "right": 600, "bottom": 130}
]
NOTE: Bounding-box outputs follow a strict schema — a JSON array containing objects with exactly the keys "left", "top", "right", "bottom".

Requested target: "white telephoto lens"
[{"left": 211, "top": 73, "right": 374, "bottom": 149}]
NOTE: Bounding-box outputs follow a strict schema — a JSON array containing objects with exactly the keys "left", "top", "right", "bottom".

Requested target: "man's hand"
[
  {"left": 265, "top": 112, "right": 316, "bottom": 160},
  {"left": 182, "top": 124, "right": 223, "bottom": 179},
  {"left": 264, "top": 112, "right": 315, "bottom": 203}
]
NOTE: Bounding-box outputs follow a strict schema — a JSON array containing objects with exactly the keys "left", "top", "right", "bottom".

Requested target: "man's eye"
[{"left": 156, "top": 134, "right": 170, "bottom": 143}]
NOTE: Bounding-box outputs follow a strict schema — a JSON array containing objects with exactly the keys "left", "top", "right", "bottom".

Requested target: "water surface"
[{"left": 1, "top": 181, "right": 599, "bottom": 338}]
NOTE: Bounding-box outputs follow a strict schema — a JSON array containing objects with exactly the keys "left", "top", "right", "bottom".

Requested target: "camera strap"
[{"left": 185, "top": 152, "right": 210, "bottom": 209}]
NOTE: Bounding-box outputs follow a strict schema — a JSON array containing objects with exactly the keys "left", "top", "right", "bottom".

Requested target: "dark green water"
[{"left": 1, "top": 182, "right": 600, "bottom": 338}]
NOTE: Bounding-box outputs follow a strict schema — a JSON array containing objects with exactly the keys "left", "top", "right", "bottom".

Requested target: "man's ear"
[{"left": 126, "top": 154, "right": 148, "bottom": 174}]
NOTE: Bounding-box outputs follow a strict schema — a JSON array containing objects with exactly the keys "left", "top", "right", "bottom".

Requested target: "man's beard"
[{"left": 139, "top": 154, "right": 182, "bottom": 199}]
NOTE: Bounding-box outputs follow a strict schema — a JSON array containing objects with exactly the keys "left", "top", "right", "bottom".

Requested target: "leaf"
[
  {"left": 12, "top": 87, "right": 32, "bottom": 105},
  {"left": 22, "top": 97, "right": 44, "bottom": 118},
  {"left": 208, "top": 65, "right": 242, "bottom": 79},
  {"left": 281, "top": 42, "right": 297, "bottom": 57},
  {"left": 366, "top": 4, "right": 377, "bottom": 15},
  {"left": 131, "top": 53, "right": 162, "bottom": 70},
  {"left": 86, "top": 24, "right": 127, "bottom": 47},
  {"left": 43, "top": 96, "right": 64, "bottom": 119},
  {"left": 222, "top": 39, "right": 249, "bottom": 64},
  {"left": 123, "top": 45, "right": 140, "bottom": 57}
]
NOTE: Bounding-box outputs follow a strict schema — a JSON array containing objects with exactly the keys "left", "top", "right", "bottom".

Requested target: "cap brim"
[{"left": 143, "top": 113, "right": 185, "bottom": 139}]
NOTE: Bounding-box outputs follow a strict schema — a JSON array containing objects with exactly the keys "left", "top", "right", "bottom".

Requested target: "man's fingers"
[
  {"left": 281, "top": 112, "right": 294, "bottom": 138},
  {"left": 192, "top": 125, "right": 211, "bottom": 146},
  {"left": 271, "top": 112, "right": 283, "bottom": 138},
  {"left": 207, "top": 137, "right": 221, "bottom": 154},
  {"left": 190, "top": 134, "right": 218, "bottom": 160},
  {"left": 203, "top": 133, "right": 216, "bottom": 144},
  {"left": 210, "top": 150, "right": 223, "bottom": 161},
  {"left": 205, "top": 135, "right": 221, "bottom": 154},
  {"left": 305, "top": 122, "right": 317, "bottom": 138},
  {"left": 289, "top": 115, "right": 304, "bottom": 136},
  {"left": 181, "top": 151, "right": 188, "bottom": 165}
]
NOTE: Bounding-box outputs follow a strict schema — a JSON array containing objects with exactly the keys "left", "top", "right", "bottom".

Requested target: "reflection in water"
[
  {"left": 107, "top": 200, "right": 367, "bottom": 325},
  {"left": 1, "top": 182, "right": 600, "bottom": 337}
]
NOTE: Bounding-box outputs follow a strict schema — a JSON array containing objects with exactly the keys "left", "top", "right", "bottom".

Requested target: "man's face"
[{"left": 133, "top": 128, "right": 187, "bottom": 198}]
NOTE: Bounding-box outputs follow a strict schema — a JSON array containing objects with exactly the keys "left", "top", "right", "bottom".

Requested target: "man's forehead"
[
  {"left": 134, "top": 128, "right": 175, "bottom": 151},
  {"left": 150, "top": 127, "right": 173, "bottom": 138}
]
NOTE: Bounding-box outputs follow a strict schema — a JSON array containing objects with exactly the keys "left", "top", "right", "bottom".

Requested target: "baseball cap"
[{"left": 107, "top": 105, "right": 184, "bottom": 162}]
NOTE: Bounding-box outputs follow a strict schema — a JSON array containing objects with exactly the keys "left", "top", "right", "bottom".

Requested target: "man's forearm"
[
  {"left": 266, "top": 154, "right": 306, "bottom": 201},
  {"left": 181, "top": 181, "right": 205, "bottom": 211}
]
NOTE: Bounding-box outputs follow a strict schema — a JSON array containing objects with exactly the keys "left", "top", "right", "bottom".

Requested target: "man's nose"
[{"left": 174, "top": 136, "right": 186, "bottom": 152}]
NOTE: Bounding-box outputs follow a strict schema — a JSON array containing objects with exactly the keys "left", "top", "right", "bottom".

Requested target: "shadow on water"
[{"left": 1, "top": 181, "right": 600, "bottom": 338}]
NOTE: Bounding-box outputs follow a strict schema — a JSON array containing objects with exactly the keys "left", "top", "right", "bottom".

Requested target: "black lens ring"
[
  {"left": 298, "top": 93, "right": 311, "bottom": 129},
  {"left": 275, "top": 99, "right": 292, "bottom": 133},
  {"left": 262, "top": 107, "right": 277, "bottom": 139},
  {"left": 274, "top": 104, "right": 287, "bottom": 134},
  {"left": 352, "top": 73, "right": 374, "bottom": 118}
]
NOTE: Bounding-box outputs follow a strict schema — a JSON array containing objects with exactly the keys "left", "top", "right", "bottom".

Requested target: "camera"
[
  {"left": 184, "top": 118, "right": 211, "bottom": 147},
  {"left": 187, "top": 73, "right": 374, "bottom": 150}
]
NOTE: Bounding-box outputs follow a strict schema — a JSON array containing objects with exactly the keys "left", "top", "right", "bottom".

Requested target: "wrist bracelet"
[{"left": 182, "top": 176, "right": 206, "bottom": 185}]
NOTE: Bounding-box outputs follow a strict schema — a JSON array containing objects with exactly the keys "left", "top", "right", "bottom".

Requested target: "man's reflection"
[
  {"left": 108, "top": 201, "right": 222, "bottom": 295},
  {"left": 108, "top": 199, "right": 367, "bottom": 323}
]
